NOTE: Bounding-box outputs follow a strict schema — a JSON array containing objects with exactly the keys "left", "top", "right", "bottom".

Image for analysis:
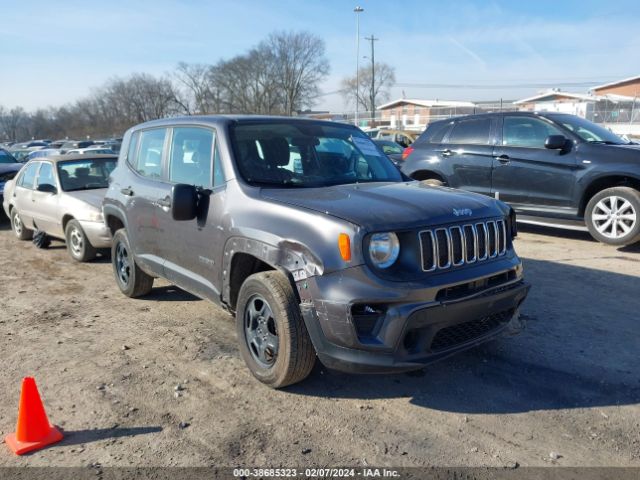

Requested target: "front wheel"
[
  {"left": 585, "top": 187, "right": 640, "bottom": 246},
  {"left": 111, "top": 229, "right": 154, "bottom": 297},
  {"left": 10, "top": 209, "right": 33, "bottom": 240},
  {"left": 65, "top": 219, "right": 97, "bottom": 262},
  {"left": 236, "top": 271, "right": 316, "bottom": 388}
]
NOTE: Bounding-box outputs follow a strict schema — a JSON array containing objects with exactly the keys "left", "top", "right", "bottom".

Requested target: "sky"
[{"left": 1, "top": 0, "right": 639, "bottom": 112}]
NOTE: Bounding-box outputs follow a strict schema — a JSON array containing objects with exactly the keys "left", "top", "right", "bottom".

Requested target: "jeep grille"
[{"left": 420, "top": 219, "right": 507, "bottom": 272}]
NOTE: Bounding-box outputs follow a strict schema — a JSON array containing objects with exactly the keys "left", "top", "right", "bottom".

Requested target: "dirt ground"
[{"left": 0, "top": 218, "right": 639, "bottom": 469}]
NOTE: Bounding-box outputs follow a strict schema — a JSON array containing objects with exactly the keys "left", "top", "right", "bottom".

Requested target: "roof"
[
  {"left": 29, "top": 154, "right": 118, "bottom": 164},
  {"left": 591, "top": 75, "right": 640, "bottom": 92},
  {"left": 376, "top": 99, "right": 476, "bottom": 110},
  {"left": 513, "top": 90, "right": 595, "bottom": 105},
  {"left": 132, "top": 114, "right": 351, "bottom": 131}
]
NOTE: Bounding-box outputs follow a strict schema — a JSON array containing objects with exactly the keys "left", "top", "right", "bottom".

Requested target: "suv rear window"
[
  {"left": 134, "top": 129, "right": 166, "bottom": 179},
  {"left": 417, "top": 121, "right": 451, "bottom": 144},
  {"left": 447, "top": 118, "right": 492, "bottom": 145}
]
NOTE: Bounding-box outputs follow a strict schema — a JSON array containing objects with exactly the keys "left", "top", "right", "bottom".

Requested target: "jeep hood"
[{"left": 261, "top": 182, "right": 505, "bottom": 230}]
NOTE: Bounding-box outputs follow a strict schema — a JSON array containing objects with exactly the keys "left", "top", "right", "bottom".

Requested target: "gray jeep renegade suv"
[{"left": 103, "top": 116, "right": 530, "bottom": 388}]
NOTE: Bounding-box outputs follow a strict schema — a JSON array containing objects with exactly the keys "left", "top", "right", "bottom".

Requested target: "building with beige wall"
[{"left": 376, "top": 99, "right": 476, "bottom": 131}]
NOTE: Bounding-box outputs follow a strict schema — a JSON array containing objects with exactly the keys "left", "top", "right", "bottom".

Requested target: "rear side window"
[
  {"left": 169, "top": 127, "right": 214, "bottom": 187},
  {"left": 37, "top": 162, "right": 56, "bottom": 189},
  {"left": 18, "top": 162, "right": 39, "bottom": 188},
  {"left": 134, "top": 129, "right": 166, "bottom": 179},
  {"left": 418, "top": 122, "right": 452, "bottom": 144},
  {"left": 447, "top": 118, "right": 492, "bottom": 145},
  {"left": 126, "top": 132, "right": 139, "bottom": 164}
]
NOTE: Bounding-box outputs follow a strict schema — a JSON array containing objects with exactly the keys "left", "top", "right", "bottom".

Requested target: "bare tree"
[
  {"left": 265, "top": 31, "right": 330, "bottom": 115},
  {"left": 341, "top": 62, "right": 396, "bottom": 113},
  {"left": 0, "top": 106, "right": 30, "bottom": 142},
  {"left": 173, "top": 62, "right": 218, "bottom": 114}
]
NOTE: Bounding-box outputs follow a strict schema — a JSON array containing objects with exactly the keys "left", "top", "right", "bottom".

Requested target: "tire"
[
  {"left": 236, "top": 271, "right": 316, "bottom": 388},
  {"left": 32, "top": 230, "right": 51, "bottom": 249},
  {"left": 65, "top": 219, "right": 97, "bottom": 262},
  {"left": 420, "top": 178, "right": 444, "bottom": 187},
  {"left": 10, "top": 208, "right": 33, "bottom": 240},
  {"left": 111, "top": 228, "right": 154, "bottom": 297},
  {"left": 585, "top": 187, "right": 640, "bottom": 246}
]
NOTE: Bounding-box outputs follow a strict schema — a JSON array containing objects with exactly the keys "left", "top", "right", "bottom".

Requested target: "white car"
[
  {"left": 3, "top": 154, "right": 117, "bottom": 262},
  {"left": 66, "top": 147, "right": 115, "bottom": 155}
]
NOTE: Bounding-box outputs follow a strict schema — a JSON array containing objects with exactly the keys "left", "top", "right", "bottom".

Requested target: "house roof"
[
  {"left": 513, "top": 90, "right": 595, "bottom": 105},
  {"left": 591, "top": 75, "right": 640, "bottom": 92},
  {"left": 376, "top": 98, "right": 476, "bottom": 110}
]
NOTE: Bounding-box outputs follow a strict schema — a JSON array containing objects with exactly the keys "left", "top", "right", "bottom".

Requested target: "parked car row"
[
  {"left": 1, "top": 138, "right": 122, "bottom": 162},
  {"left": 3, "top": 115, "right": 530, "bottom": 389}
]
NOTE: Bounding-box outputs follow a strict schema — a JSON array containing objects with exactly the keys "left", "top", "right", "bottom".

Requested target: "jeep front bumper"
[{"left": 298, "top": 257, "right": 530, "bottom": 373}]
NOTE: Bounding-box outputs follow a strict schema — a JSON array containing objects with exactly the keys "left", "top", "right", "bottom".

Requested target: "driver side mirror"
[
  {"left": 545, "top": 135, "right": 568, "bottom": 150},
  {"left": 36, "top": 183, "right": 57, "bottom": 194},
  {"left": 171, "top": 184, "right": 198, "bottom": 221}
]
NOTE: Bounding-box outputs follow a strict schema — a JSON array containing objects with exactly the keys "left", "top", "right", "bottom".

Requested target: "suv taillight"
[{"left": 402, "top": 146, "right": 414, "bottom": 160}]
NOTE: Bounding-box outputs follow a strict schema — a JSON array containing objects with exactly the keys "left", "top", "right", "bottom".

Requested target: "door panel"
[
  {"left": 162, "top": 126, "right": 224, "bottom": 301},
  {"left": 126, "top": 128, "right": 170, "bottom": 276},
  {"left": 31, "top": 162, "right": 62, "bottom": 235},
  {"left": 491, "top": 115, "right": 578, "bottom": 213},
  {"left": 13, "top": 162, "right": 40, "bottom": 227},
  {"left": 440, "top": 117, "right": 495, "bottom": 196}
]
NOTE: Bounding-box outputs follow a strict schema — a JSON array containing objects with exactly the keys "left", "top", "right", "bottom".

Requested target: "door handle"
[
  {"left": 120, "top": 187, "right": 134, "bottom": 196},
  {"left": 440, "top": 149, "right": 454, "bottom": 157},
  {"left": 495, "top": 154, "right": 510, "bottom": 164}
]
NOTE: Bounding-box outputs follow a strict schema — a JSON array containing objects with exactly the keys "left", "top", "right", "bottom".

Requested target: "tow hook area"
[{"left": 504, "top": 308, "right": 525, "bottom": 336}]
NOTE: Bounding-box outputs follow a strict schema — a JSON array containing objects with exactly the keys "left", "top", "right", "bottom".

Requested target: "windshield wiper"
[{"left": 587, "top": 140, "right": 623, "bottom": 145}]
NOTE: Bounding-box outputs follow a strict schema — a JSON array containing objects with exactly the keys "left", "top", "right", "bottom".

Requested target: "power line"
[{"left": 393, "top": 81, "right": 611, "bottom": 89}]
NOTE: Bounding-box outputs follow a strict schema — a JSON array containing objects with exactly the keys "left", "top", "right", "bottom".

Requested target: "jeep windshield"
[
  {"left": 547, "top": 114, "right": 631, "bottom": 145},
  {"left": 230, "top": 121, "right": 403, "bottom": 188},
  {"left": 57, "top": 158, "right": 117, "bottom": 191}
]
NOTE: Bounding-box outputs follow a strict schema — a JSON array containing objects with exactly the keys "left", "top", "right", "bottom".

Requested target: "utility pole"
[
  {"left": 365, "top": 35, "right": 379, "bottom": 124},
  {"left": 353, "top": 6, "right": 364, "bottom": 126}
]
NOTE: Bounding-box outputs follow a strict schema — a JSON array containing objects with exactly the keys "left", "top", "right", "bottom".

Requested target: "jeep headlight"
[{"left": 369, "top": 232, "right": 400, "bottom": 269}]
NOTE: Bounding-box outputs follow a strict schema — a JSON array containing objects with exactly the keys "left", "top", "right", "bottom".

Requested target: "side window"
[
  {"left": 37, "top": 163, "right": 56, "bottom": 189},
  {"left": 135, "top": 129, "right": 167, "bottom": 179},
  {"left": 447, "top": 118, "right": 492, "bottom": 145},
  {"left": 169, "top": 127, "right": 214, "bottom": 187},
  {"left": 18, "top": 162, "right": 39, "bottom": 189},
  {"left": 126, "top": 132, "right": 139, "bottom": 164},
  {"left": 503, "top": 116, "right": 563, "bottom": 148}
]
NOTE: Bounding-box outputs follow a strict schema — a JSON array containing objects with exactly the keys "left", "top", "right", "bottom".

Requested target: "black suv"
[
  {"left": 103, "top": 116, "right": 529, "bottom": 388},
  {"left": 402, "top": 112, "right": 640, "bottom": 246}
]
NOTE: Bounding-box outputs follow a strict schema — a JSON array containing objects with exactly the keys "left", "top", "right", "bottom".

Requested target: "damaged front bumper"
[{"left": 298, "top": 256, "right": 530, "bottom": 373}]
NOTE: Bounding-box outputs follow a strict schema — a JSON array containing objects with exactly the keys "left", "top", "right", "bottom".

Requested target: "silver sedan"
[{"left": 2, "top": 154, "right": 117, "bottom": 262}]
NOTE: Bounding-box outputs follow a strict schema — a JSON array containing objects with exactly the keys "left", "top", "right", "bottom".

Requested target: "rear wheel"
[
  {"left": 585, "top": 187, "right": 640, "bottom": 246},
  {"left": 65, "top": 219, "right": 97, "bottom": 262},
  {"left": 236, "top": 271, "right": 316, "bottom": 388},
  {"left": 111, "top": 229, "right": 154, "bottom": 297},
  {"left": 10, "top": 209, "right": 33, "bottom": 240}
]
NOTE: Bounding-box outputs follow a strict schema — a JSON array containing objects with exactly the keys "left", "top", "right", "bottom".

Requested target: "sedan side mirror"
[
  {"left": 545, "top": 135, "right": 567, "bottom": 150},
  {"left": 171, "top": 184, "right": 198, "bottom": 221},
  {"left": 36, "top": 183, "right": 57, "bottom": 194}
]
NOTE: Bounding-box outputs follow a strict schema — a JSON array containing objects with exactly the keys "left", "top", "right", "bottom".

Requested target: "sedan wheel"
[
  {"left": 11, "top": 209, "right": 33, "bottom": 240},
  {"left": 592, "top": 196, "right": 636, "bottom": 240},
  {"left": 586, "top": 187, "right": 640, "bottom": 246}
]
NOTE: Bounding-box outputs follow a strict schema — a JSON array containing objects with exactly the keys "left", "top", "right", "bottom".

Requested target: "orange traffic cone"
[{"left": 4, "top": 377, "right": 63, "bottom": 455}]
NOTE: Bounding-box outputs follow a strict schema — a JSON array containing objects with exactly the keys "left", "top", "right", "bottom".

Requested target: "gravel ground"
[{"left": 0, "top": 219, "right": 639, "bottom": 469}]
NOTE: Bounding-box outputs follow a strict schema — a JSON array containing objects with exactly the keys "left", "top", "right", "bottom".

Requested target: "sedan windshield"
[
  {"left": 547, "top": 114, "right": 629, "bottom": 145},
  {"left": 230, "top": 122, "right": 403, "bottom": 188},
  {"left": 57, "top": 158, "right": 117, "bottom": 191}
]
